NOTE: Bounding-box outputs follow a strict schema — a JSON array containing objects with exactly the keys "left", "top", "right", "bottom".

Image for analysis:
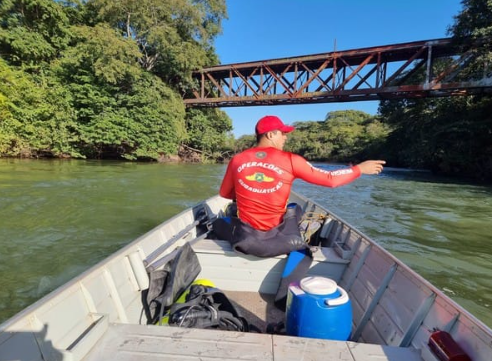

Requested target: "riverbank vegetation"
[
  {"left": 0, "top": 0, "right": 232, "bottom": 161},
  {"left": 1, "top": 0, "right": 491, "bottom": 180}
]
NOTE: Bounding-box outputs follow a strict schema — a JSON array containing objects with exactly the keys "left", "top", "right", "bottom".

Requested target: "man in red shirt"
[{"left": 216, "top": 115, "right": 385, "bottom": 257}]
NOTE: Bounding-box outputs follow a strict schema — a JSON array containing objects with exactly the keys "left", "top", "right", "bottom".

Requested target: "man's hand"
[{"left": 356, "top": 160, "right": 386, "bottom": 175}]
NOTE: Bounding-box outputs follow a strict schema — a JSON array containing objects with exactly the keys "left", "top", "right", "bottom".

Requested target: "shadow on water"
[{"left": 382, "top": 166, "right": 492, "bottom": 190}]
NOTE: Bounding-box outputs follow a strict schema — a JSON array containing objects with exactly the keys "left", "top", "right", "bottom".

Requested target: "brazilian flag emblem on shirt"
[{"left": 245, "top": 172, "right": 274, "bottom": 182}]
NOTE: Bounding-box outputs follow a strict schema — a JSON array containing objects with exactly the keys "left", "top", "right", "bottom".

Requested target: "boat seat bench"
[
  {"left": 191, "top": 238, "right": 350, "bottom": 294},
  {"left": 83, "top": 323, "right": 423, "bottom": 361},
  {"left": 192, "top": 238, "right": 348, "bottom": 262}
]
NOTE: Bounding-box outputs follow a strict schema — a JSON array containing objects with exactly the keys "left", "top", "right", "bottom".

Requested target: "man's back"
[
  {"left": 219, "top": 114, "right": 384, "bottom": 233},
  {"left": 220, "top": 146, "right": 296, "bottom": 230}
]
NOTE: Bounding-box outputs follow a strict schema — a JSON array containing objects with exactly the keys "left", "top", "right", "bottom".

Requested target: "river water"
[{"left": 1, "top": 159, "right": 491, "bottom": 329}]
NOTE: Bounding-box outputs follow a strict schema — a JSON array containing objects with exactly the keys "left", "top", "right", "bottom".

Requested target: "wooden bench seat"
[
  {"left": 190, "top": 239, "right": 350, "bottom": 294},
  {"left": 192, "top": 238, "right": 348, "bottom": 263},
  {"left": 83, "top": 323, "right": 423, "bottom": 361}
]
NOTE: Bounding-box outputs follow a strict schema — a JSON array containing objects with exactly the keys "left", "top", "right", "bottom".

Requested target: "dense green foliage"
[
  {"left": 0, "top": 0, "right": 491, "bottom": 180},
  {"left": 377, "top": 0, "right": 492, "bottom": 180},
  {"left": 235, "top": 110, "right": 391, "bottom": 164},
  {"left": 286, "top": 111, "right": 390, "bottom": 162},
  {"left": 379, "top": 96, "right": 492, "bottom": 178},
  {"left": 0, "top": 0, "right": 232, "bottom": 161}
]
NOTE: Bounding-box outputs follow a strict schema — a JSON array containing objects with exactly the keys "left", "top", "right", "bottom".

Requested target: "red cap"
[{"left": 255, "top": 115, "right": 295, "bottom": 135}]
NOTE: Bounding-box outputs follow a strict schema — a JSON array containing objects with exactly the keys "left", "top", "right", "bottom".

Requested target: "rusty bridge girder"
[{"left": 184, "top": 38, "right": 492, "bottom": 108}]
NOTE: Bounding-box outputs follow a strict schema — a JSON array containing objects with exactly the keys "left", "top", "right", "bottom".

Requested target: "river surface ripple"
[{"left": 1, "top": 159, "right": 491, "bottom": 328}]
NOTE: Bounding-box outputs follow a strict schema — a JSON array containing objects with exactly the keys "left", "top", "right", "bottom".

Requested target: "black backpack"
[
  {"left": 168, "top": 284, "right": 250, "bottom": 332},
  {"left": 142, "top": 242, "right": 201, "bottom": 325}
]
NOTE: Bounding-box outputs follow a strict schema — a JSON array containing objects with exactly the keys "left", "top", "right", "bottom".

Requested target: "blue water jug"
[{"left": 286, "top": 276, "right": 352, "bottom": 340}]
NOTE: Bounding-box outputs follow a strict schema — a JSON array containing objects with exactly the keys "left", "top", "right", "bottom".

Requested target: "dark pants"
[{"left": 212, "top": 205, "right": 307, "bottom": 258}]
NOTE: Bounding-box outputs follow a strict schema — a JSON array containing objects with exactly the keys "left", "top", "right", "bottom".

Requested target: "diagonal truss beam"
[{"left": 184, "top": 38, "right": 492, "bottom": 107}]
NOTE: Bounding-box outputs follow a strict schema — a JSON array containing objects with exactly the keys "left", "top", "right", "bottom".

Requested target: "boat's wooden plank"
[
  {"left": 193, "top": 239, "right": 236, "bottom": 254},
  {"left": 361, "top": 249, "right": 396, "bottom": 294},
  {"left": 272, "top": 336, "right": 354, "bottom": 361},
  {"left": 347, "top": 342, "right": 422, "bottom": 361},
  {"left": 194, "top": 239, "right": 349, "bottom": 293},
  {"left": 271, "top": 336, "right": 423, "bottom": 361},
  {"left": 34, "top": 287, "right": 94, "bottom": 350},
  {"left": 339, "top": 240, "right": 371, "bottom": 290},
  {"left": 82, "top": 272, "right": 119, "bottom": 323},
  {"left": 138, "top": 209, "right": 198, "bottom": 262},
  {"left": 83, "top": 324, "right": 273, "bottom": 361},
  {"left": 106, "top": 258, "right": 148, "bottom": 324},
  {"left": 351, "top": 269, "right": 413, "bottom": 345},
  {"left": 107, "top": 258, "right": 139, "bottom": 305},
  {"left": 352, "top": 264, "right": 398, "bottom": 342},
  {"left": 196, "top": 252, "right": 286, "bottom": 293},
  {"left": 77, "top": 256, "right": 146, "bottom": 325},
  {"left": 137, "top": 229, "right": 168, "bottom": 261},
  {"left": 356, "top": 269, "right": 426, "bottom": 345},
  {"left": 343, "top": 242, "right": 414, "bottom": 345},
  {"left": 193, "top": 239, "right": 349, "bottom": 264}
]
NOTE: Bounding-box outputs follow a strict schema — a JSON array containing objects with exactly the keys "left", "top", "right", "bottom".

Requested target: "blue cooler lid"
[
  {"left": 299, "top": 276, "right": 350, "bottom": 307},
  {"left": 300, "top": 276, "right": 338, "bottom": 296}
]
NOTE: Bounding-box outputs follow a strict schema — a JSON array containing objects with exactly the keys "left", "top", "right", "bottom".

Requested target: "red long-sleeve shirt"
[{"left": 219, "top": 147, "right": 361, "bottom": 231}]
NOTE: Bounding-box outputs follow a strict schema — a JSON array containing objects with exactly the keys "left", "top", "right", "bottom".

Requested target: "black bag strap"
[{"left": 169, "top": 285, "right": 250, "bottom": 332}]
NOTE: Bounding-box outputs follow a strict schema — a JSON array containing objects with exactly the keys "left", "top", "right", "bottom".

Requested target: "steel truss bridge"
[{"left": 184, "top": 38, "right": 492, "bottom": 108}]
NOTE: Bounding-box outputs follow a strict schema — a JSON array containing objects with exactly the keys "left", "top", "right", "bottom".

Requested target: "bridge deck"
[{"left": 184, "top": 37, "right": 492, "bottom": 107}]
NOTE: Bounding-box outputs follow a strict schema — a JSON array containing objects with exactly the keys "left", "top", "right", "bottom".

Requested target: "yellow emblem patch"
[{"left": 245, "top": 172, "right": 274, "bottom": 182}]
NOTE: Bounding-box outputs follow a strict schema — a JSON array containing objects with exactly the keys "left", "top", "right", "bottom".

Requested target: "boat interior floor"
[{"left": 225, "top": 290, "right": 284, "bottom": 333}]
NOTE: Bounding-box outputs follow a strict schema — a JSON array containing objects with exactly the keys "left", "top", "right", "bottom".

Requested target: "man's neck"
[{"left": 257, "top": 139, "right": 275, "bottom": 148}]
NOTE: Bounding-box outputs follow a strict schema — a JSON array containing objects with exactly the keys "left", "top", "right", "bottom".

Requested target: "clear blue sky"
[{"left": 213, "top": 0, "right": 464, "bottom": 137}]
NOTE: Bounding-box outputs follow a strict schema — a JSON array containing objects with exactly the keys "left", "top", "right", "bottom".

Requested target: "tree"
[
  {"left": 321, "top": 111, "right": 371, "bottom": 161},
  {"left": 78, "top": 73, "right": 186, "bottom": 160},
  {"left": 448, "top": 0, "right": 492, "bottom": 81},
  {"left": 282, "top": 111, "right": 390, "bottom": 163},
  {"left": 0, "top": 0, "right": 237, "bottom": 163},
  {"left": 286, "top": 121, "right": 331, "bottom": 160},
  {"left": 0, "top": 0, "right": 72, "bottom": 66},
  {"left": 184, "top": 108, "right": 232, "bottom": 161},
  {"left": 0, "top": 59, "right": 14, "bottom": 121},
  {"left": 52, "top": 23, "right": 187, "bottom": 160},
  {"left": 373, "top": 0, "right": 492, "bottom": 180},
  {"left": 0, "top": 59, "right": 22, "bottom": 154},
  {"left": 0, "top": 58, "right": 80, "bottom": 157},
  {"left": 234, "top": 134, "right": 256, "bottom": 153},
  {"left": 87, "top": 0, "right": 227, "bottom": 93},
  {"left": 55, "top": 24, "right": 142, "bottom": 86}
]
